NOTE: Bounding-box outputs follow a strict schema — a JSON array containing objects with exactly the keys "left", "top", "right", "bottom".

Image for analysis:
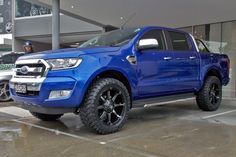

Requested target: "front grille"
[{"left": 15, "top": 63, "right": 46, "bottom": 78}]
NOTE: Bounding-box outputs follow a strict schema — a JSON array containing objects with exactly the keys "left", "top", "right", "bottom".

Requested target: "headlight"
[{"left": 46, "top": 58, "right": 82, "bottom": 70}]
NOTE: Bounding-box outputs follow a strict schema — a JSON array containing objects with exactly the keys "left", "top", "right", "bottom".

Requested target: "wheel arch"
[
  {"left": 95, "top": 70, "right": 132, "bottom": 94},
  {"left": 203, "top": 67, "right": 223, "bottom": 85},
  {"left": 82, "top": 68, "right": 134, "bottom": 108},
  {"left": 197, "top": 68, "right": 223, "bottom": 111},
  {"left": 0, "top": 76, "right": 12, "bottom": 82}
]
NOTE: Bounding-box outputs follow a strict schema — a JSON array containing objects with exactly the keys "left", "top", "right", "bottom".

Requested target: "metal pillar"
[
  {"left": 52, "top": 0, "right": 60, "bottom": 50},
  {"left": 12, "top": 0, "right": 16, "bottom": 52}
]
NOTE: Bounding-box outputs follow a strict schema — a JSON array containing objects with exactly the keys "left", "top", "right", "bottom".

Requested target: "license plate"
[{"left": 15, "top": 84, "right": 27, "bottom": 94}]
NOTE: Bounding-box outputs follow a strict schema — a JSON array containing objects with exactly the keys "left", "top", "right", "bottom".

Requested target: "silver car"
[
  {"left": 0, "top": 70, "right": 13, "bottom": 102},
  {"left": 0, "top": 52, "right": 25, "bottom": 102}
]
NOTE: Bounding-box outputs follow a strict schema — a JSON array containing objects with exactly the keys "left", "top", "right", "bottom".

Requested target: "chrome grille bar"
[{"left": 13, "top": 59, "right": 51, "bottom": 78}]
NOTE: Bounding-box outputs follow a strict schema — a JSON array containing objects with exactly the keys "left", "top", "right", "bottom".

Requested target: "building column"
[
  {"left": 52, "top": 0, "right": 60, "bottom": 50},
  {"left": 12, "top": 0, "right": 16, "bottom": 52}
]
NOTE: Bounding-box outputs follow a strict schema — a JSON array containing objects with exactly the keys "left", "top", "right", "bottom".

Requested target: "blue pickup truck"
[{"left": 10, "top": 26, "right": 230, "bottom": 134}]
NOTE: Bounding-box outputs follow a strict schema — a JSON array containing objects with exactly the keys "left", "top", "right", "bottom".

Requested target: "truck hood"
[{"left": 18, "top": 46, "right": 121, "bottom": 60}]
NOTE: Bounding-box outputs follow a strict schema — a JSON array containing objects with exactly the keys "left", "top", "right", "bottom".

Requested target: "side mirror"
[{"left": 137, "top": 39, "right": 159, "bottom": 51}]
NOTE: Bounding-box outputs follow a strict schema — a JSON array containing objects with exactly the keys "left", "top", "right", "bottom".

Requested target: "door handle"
[
  {"left": 176, "top": 57, "right": 185, "bottom": 60},
  {"left": 163, "top": 57, "right": 172, "bottom": 61},
  {"left": 189, "top": 56, "right": 196, "bottom": 60}
]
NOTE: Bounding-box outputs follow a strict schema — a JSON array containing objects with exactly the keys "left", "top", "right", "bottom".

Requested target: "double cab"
[{"left": 10, "top": 26, "right": 230, "bottom": 134}]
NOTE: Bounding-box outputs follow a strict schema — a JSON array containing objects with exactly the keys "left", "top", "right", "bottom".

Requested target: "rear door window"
[{"left": 168, "top": 31, "right": 191, "bottom": 51}]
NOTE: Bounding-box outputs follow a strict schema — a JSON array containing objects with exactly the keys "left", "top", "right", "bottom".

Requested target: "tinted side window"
[
  {"left": 140, "top": 30, "right": 165, "bottom": 50},
  {"left": 168, "top": 31, "right": 190, "bottom": 51}
]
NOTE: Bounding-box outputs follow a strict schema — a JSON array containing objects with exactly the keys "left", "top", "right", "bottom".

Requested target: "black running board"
[{"left": 133, "top": 93, "right": 195, "bottom": 108}]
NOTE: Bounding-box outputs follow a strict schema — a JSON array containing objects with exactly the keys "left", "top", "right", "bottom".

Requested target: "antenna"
[{"left": 120, "top": 12, "right": 136, "bottom": 29}]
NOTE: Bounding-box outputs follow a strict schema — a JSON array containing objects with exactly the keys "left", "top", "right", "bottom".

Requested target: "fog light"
[{"left": 49, "top": 90, "right": 71, "bottom": 99}]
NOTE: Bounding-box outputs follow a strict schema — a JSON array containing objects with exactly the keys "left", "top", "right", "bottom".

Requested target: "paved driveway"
[{"left": 0, "top": 99, "right": 236, "bottom": 157}]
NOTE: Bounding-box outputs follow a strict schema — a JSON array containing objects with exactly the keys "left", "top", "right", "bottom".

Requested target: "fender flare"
[
  {"left": 200, "top": 66, "right": 223, "bottom": 88},
  {"left": 78, "top": 67, "right": 137, "bottom": 104}
]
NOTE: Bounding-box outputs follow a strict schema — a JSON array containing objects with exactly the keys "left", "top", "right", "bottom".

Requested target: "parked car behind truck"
[
  {"left": 0, "top": 52, "right": 25, "bottom": 102},
  {"left": 10, "top": 26, "right": 230, "bottom": 134}
]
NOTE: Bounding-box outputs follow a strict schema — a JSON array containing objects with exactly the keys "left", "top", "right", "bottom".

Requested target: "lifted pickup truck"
[{"left": 10, "top": 26, "right": 230, "bottom": 134}]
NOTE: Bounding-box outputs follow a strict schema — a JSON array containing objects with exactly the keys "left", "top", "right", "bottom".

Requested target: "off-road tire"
[
  {"left": 80, "top": 78, "right": 130, "bottom": 134},
  {"left": 30, "top": 112, "right": 63, "bottom": 121},
  {"left": 196, "top": 76, "right": 222, "bottom": 111}
]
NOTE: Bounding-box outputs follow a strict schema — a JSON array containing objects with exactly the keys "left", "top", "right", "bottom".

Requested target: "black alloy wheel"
[
  {"left": 97, "top": 86, "right": 126, "bottom": 126},
  {"left": 80, "top": 78, "right": 130, "bottom": 134},
  {"left": 209, "top": 83, "right": 220, "bottom": 105},
  {"left": 196, "top": 76, "right": 222, "bottom": 111}
]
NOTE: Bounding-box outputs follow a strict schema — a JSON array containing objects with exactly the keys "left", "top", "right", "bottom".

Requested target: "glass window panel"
[
  {"left": 15, "top": 0, "right": 51, "bottom": 18},
  {"left": 193, "top": 25, "right": 206, "bottom": 40},
  {"left": 193, "top": 24, "right": 222, "bottom": 53},
  {"left": 168, "top": 31, "right": 190, "bottom": 51},
  {"left": 222, "top": 21, "right": 236, "bottom": 98},
  {"left": 207, "top": 23, "right": 222, "bottom": 53}
]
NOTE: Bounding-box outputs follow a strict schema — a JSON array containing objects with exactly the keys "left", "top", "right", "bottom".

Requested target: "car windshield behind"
[
  {"left": 0, "top": 53, "right": 25, "bottom": 71},
  {"left": 80, "top": 28, "right": 141, "bottom": 48}
]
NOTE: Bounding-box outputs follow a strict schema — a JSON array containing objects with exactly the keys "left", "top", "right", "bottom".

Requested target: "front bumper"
[
  {"left": 19, "top": 102, "right": 76, "bottom": 114},
  {"left": 10, "top": 76, "right": 85, "bottom": 113}
]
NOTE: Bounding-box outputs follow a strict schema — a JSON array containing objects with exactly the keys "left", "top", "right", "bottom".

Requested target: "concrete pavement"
[{"left": 0, "top": 99, "right": 236, "bottom": 157}]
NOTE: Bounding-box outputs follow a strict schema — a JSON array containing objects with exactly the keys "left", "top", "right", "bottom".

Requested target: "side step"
[{"left": 133, "top": 93, "right": 195, "bottom": 108}]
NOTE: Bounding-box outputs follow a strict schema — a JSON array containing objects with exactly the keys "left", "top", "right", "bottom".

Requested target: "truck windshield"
[{"left": 80, "top": 28, "right": 140, "bottom": 48}]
